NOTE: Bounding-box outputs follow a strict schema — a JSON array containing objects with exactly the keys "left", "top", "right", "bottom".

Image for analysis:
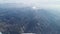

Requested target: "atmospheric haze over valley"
[{"left": 0, "top": 0, "right": 60, "bottom": 34}]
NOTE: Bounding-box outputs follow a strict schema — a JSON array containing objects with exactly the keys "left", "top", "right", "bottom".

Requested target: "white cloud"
[{"left": 0, "top": 0, "right": 60, "bottom": 8}]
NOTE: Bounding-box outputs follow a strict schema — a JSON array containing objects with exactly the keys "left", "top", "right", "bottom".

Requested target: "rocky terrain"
[{"left": 0, "top": 4, "right": 60, "bottom": 34}]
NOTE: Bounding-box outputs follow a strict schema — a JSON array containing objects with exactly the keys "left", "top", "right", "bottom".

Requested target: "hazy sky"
[{"left": 0, "top": 0, "right": 60, "bottom": 8}]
